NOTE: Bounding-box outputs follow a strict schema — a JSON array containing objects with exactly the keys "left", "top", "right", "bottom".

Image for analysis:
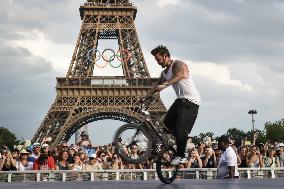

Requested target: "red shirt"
[{"left": 33, "top": 156, "right": 55, "bottom": 170}]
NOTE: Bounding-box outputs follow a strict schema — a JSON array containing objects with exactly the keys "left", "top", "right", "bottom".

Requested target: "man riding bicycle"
[{"left": 143, "top": 45, "right": 201, "bottom": 165}]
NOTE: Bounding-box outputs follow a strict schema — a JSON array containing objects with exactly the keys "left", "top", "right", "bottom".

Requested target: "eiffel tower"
[{"left": 32, "top": 0, "right": 167, "bottom": 146}]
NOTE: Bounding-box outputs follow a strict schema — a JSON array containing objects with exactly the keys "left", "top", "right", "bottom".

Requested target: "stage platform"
[{"left": 1, "top": 179, "right": 284, "bottom": 189}]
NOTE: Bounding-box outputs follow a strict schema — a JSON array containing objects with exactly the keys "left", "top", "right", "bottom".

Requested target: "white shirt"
[
  {"left": 217, "top": 146, "right": 239, "bottom": 178},
  {"left": 69, "top": 163, "right": 85, "bottom": 171},
  {"left": 162, "top": 60, "right": 201, "bottom": 105},
  {"left": 16, "top": 161, "right": 34, "bottom": 171}
]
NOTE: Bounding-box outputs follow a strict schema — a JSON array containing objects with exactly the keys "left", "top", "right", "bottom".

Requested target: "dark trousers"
[{"left": 164, "top": 98, "right": 199, "bottom": 157}]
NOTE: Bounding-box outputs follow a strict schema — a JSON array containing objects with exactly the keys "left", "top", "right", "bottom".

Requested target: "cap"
[
  {"left": 81, "top": 131, "right": 88, "bottom": 136},
  {"left": 26, "top": 145, "right": 33, "bottom": 152},
  {"left": 41, "top": 143, "right": 49, "bottom": 148},
  {"left": 218, "top": 135, "right": 231, "bottom": 144},
  {"left": 211, "top": 140, "right": 218, "bottom": 144},
  {"left": 20, "top": 149, "right": 29, "bottom": 154},
  {"left": 33, "top": 143, "right": 41, "bottom": 147},
  {"left": 278, "top": 143, "right": 284, "bottom": 147},
  {"left": 89, "top": 153, "right": 96, "bottom": 158}
]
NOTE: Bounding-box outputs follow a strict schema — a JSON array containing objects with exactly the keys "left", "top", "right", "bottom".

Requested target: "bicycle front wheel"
[
  {"left": 156, "top": 147, "right": 179, "bottom": 184},
  {"left": 114, "top": 123, "right": 152, "bottom": 164}
]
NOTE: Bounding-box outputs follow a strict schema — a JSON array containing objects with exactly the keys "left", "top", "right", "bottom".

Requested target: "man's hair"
[
  {"left": 218, "top": 135, "right": 231, "bottom": 144},
  {"left": 151, "top": 45, "right": 171, "bottom": 57}
]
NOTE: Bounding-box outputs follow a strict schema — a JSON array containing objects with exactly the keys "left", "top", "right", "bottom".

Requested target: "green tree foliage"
[
  {"left": 192, "top": 132, "right": 215, "bottom": 145},
  {"left": 0, "top": 127, "right": 19, "bottom": 150},
  {"left": 246, "top": 129, "right": 267, "bottom": 144},
  {"left": 264, "top": 119, "right": 284, "bottom": 142},
  {"left": 226, "top": 128, "right": 246, "bottom": 146}
]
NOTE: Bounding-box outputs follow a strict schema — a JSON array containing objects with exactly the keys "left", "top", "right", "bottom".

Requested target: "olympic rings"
[
  {"left": 87, "top": 49, "right": 101, "bottom": 62},
  {"left": 109, "top": 54, "right": 122, "bottom": 68},
  {"left": 102, "top": 48, "right": 116, "bottom": 62},
  {"left": 116, "top": 49, "right": 131, "bottom": 63},
  {"left": 87, "top": 48, "right": 132, "bottom": 68},
  {"left": 94, "top": 57, "right": 108, "bottom": 68}
]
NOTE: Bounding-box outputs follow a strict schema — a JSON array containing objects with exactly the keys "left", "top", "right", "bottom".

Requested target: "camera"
[{"left": 101, "top": 145, "right": 108, "bottom": 152}]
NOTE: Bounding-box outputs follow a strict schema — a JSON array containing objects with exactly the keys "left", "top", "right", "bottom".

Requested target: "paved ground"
[{"left": 1, "top": 179, "right": 284, "bottom": 189}]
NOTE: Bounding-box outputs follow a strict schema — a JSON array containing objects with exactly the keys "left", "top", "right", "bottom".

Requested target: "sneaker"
[{"left": 171, "top": 156, "right": 187, "bottom": 165}]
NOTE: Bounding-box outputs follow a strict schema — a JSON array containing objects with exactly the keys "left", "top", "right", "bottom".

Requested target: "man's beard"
[{"left": 219, "top": 146, "right": 226, "bottom": 152}]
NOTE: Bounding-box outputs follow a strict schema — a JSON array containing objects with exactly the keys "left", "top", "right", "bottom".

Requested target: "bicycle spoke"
[
  {"left": 156, "top": 147, "right": 179, "bottom": 184},
  {"left": 114, "top": 124, "right": 152, "bottom": 164}
]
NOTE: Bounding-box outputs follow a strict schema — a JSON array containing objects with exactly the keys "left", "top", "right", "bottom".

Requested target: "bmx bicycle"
[{"left": 113, "top": 96, "right": 181, "bottom": 184}]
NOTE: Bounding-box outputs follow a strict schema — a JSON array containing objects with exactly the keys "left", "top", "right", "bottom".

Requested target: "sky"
[{"left": 0, "top": 0, "right": 283, "bottom": 145}]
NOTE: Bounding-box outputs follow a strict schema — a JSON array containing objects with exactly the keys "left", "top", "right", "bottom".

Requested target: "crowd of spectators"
[{"left": 0, "top": 132, "right": 284, "bottom": 171}]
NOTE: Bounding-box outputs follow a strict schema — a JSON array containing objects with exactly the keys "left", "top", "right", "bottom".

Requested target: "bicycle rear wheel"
[
  {"left": 114, "top": 123, "right": 152, "bottom": 164},
  {"left": 156, "top": 147, "right": 179, "bottom": 184}
]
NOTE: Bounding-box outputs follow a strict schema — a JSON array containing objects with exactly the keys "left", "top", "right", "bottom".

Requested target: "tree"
[
  {"left": 264, "top": 119, "right": 284, "bottom": 142},
  {"left": 246, "top": 129, "right": 267, "bottom": 144},
  {"left": 226, "top": 128, "right": 246, "bottom": 146},
  {"left": 0, "top": 127, "right": 19, "bottom": 150},
  {"left": 192, "top": 132, "right": 215, "bottom": 145}
]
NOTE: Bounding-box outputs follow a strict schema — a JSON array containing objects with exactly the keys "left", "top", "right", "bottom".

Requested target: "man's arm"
[
  {"left": 156, "top": 72, "right": 167, "bottom": 85},
  {"left": 228, "top": 166, "right": 235, "bottom": 178},
  {"left": 142, "top": 61, "right": 188, "bottom": 99},
  {"left": 154, "top": 61, "right": 188, "bottom": 92},
  {"left": 166, "top": 61, "right": 188, "bottom": 86},
  {"left": 142, "top": 73, "right": 166, "bottom": 99}
]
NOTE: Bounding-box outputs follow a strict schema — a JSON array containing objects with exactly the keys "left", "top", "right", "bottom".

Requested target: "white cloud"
[
  {"left": 157, "top": 0, "right": 182, "bottom": 8},
  {"left": 1, "top": 0, "right": 284, "bottom": 142},
  {"left": 13, "top": 30, "right": 74, "bottom": 74},
  {"left": 187, "top": 61, "right": 253, "bottom": 91}
]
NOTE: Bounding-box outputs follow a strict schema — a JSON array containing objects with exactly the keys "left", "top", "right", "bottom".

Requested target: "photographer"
[
  {"left": 0, "top": 147, "right": 17, "bottom": 171},
  {"left": 68, "top": 153, "right": 85, "bottom": 171},
  {"left": 110, "top": 153, "right": 124, "bottom": 169},
  {"left": 201, "top": 146, "right": 217, "bottom": 168},
  {"left": 247, "top": 145, "right": 264, "bottom": 168},
  {"left": 77, "top": 131, "right": 92, "bottom": 148},
  {"left": 264, "top": 148, "right": 280, "bottom": 168},
  {"left": 186, "top": 148, "right": 203, "bottom": 168},
  {"left": 96, "top": 146, "right": 112, "bottom": 169}
]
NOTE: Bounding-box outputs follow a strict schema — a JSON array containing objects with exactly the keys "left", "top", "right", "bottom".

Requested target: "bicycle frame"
[{"left": 136, "top": 98, "right": 177, "bottom": 156}]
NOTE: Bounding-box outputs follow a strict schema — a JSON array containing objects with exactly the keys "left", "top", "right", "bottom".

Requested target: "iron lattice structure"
[{"left": 33, "top": 0, "right": 167, "bottom": 146}]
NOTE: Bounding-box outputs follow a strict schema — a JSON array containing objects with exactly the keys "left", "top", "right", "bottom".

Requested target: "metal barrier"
[{"left": 0, "top": 168, "right": 283, "bottom": 182}]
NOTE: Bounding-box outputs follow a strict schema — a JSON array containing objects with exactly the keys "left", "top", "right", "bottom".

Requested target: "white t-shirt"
[
  {"left": 16, "top": 161, "right": 34, "bottom": 171},
  {"left": 69, "top": 163, "right": 85, "bottom": 171},
  {"left": 217, "top": 146, "right": 239, "bottom": 178},
  {"left": 78, "top": 140, "right": 92, "bottom": 148},
  {"left": 162, "top": 60, "right": 201, "bottom": 105}
]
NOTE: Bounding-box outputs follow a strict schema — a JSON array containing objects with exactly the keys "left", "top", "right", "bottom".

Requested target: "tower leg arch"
[{"left": 52, "top": 108, "right": 144, "bottom": 146}]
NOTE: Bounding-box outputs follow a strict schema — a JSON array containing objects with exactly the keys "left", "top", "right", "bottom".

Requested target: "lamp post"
[{"left": 248, "top": 109, "right": 257, "bottom": 145}]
